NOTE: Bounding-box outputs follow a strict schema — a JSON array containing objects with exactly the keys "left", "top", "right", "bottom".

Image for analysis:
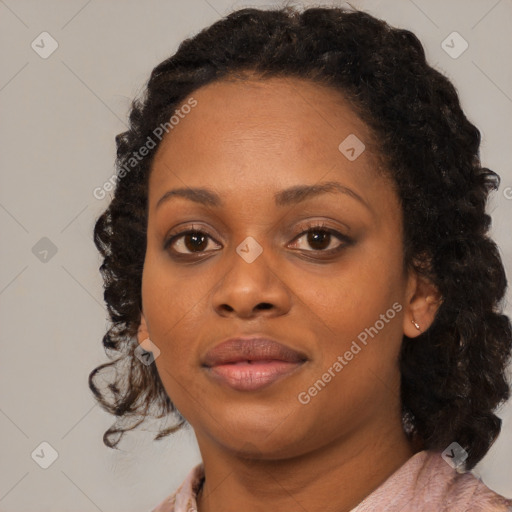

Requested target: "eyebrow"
[{"left": 155, "top": 181, "right": 370, "bottom": 211}]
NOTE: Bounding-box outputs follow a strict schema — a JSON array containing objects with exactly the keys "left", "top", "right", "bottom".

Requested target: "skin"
[{"left": 137, "top": 76, "right": 441, "bottom": 512}]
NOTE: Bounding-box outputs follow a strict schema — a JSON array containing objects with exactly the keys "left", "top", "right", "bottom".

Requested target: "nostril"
[{"left": 256, "top": 303, "right": 273, "bottom": 310}]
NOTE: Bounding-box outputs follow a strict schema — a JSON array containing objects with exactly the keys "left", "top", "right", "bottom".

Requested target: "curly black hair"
[{"left": 89, "top": 4, "right": 512, "bottom": 471}]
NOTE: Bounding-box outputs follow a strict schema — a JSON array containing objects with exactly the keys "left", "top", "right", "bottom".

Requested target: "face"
[{"left": 139, "top": 76, "right": 430, "bottom": 460}]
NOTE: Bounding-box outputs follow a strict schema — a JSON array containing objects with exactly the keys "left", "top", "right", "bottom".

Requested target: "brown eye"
[
  {"left": 305, "top": 230, "right": 332, "bottom": 251},
  {"left": 181, "top": 232, "right": 208, "bottom": 252},
  {"left": 289, "top": 225, "right": 350, "bottom": 253},
  {"left": 165, "top": 229, "right": 221, "bottom": 255}
]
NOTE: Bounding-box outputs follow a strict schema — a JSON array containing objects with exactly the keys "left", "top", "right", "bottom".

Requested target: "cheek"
[
  {"left": 141, "top": 265, "right": 206, "bottom": 411},
  {"left": 141, "top": 260, "right": 199, "bottom": 358},
  {"left": 294, "top": 251, "right": 405, "bottom": 378},
  {"left": 142, "top": 249, "right": 215, "bottom": 325},
  {"left": 141, "top": 254, "right": 229, "bottom": 382},
  {"left": 295, "top": 255, "right": 399, "bottom": 332},
  {"left": 142, "top": 268, "right": 216, "bottom": 422}
]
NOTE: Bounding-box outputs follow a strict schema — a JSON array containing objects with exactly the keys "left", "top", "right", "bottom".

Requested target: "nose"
[{"left": 211, "top": 241, "right": 292, "bottom": 319}]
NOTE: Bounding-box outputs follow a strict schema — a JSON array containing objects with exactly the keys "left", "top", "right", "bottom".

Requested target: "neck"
[{"left": 195, "top": 422, "right": 419, "bottom": 512}]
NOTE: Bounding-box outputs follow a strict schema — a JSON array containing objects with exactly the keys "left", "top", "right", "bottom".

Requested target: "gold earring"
[{"left": 411, "top": 319, "right": 421, "bottom": 331}]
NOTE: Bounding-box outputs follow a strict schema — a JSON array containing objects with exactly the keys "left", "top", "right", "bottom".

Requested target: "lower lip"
[{"left": 204, "top": 360, "right": 304, "bottom": 391}]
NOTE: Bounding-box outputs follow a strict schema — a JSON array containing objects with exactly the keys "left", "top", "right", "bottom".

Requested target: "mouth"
[{"left": 202, "top": 336, "right": 308, "bottom": 392}]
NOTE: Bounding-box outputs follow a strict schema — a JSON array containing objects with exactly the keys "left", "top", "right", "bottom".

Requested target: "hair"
[{"left": 89, "top": 4, "right": 512, "bottom": 471}]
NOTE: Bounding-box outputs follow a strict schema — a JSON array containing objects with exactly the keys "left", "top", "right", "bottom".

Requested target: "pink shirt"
[{"left": 150, "top": 450, "right": 512, "bottom": 511}]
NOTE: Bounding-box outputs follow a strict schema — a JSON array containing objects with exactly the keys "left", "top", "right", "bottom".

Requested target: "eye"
[
  {"left": 163, "top": 221, "right": 352, "bottom": 259},
  {"left": 164, "top": 225, "right": 221, "bottom": 255},
  {"left": 288, "top": 222, "right": 351, "bottom": 253}
]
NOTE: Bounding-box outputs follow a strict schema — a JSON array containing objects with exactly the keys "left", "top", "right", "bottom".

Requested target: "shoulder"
[
  {"left": 352, "top": 450, "right": 512, "bottom": 512},
  {"left": 150, "top": 493, "right": 176, "bottom": 512},
  {"left": 149, "top": 463, "right": 205, "bottom": 512},
  {"left": 414, "top": 450, "right": 512, "bottom": 511}
]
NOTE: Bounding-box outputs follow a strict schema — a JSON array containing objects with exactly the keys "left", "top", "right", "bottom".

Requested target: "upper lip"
[{"left": 202, "top": 336, "right": 308, "bottom": 367}]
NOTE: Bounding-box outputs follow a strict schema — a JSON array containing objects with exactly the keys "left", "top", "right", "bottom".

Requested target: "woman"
[{"left": 89, "top": 5, "right": 512, "bottom": 511}]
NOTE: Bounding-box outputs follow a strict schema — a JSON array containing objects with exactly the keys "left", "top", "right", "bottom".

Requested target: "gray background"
[{"left": 1, "top": 0, "right": 511, "bottom": 510}]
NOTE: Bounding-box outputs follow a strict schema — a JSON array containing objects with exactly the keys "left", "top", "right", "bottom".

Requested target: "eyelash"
[{"left": 163, "top": 221, "right": 353, "bottom": 259}]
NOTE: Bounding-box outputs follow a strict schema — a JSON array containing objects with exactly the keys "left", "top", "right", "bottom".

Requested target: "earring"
[{"left": 411, "top": 319, "right": 421, "bottom": 331}]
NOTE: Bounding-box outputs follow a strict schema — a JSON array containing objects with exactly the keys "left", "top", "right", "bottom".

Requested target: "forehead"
[{"left": 148, "top": 76, "right": 389, "bottom": 206}]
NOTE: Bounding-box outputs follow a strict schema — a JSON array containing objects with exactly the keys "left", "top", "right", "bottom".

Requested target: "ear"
[
  {"left": 402, "top": 268, "right": 443, "bottom": 338},
  {"left": 137, "top": 310, "right": 153, "bottom": 352}
]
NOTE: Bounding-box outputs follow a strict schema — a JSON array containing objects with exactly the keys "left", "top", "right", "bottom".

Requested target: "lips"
[
  {"left": 202, "top": 337, "right": 307, "bottom": 367},
  {"left": 202, "top": 336, "right": 308, "bottom": 391}
]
